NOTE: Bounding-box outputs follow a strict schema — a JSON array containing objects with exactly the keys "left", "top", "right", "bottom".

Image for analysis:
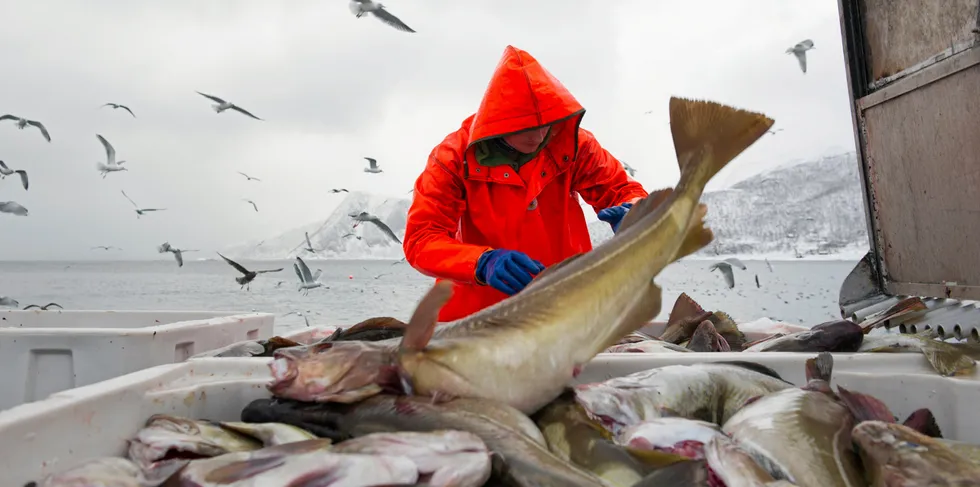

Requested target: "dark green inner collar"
[{"left": 474, "top": 128, "right": 553, "bottom": 172}]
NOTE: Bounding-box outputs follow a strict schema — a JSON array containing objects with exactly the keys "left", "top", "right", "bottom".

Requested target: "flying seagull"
[
  {"left": 765, "top": 258, "right": 774, "bottom": 272},
  {"left": 330, "top": 188, "right": 349, "bottom": 193},
  {"left": 0, "top": 201, "right": 28, "bottom": 216},
  {"left": 341, "top": 231, "right": 362, "bottom": 240},
  {"left": 302, "top": 232, "right": 319, "bottom": 254},
  {"left": 709, "top": 261, "right": 742, "bottom": 289},
  {"left": 157, "top": 242, "right": 198, "bottom": 268},
  {"left": 349, "top": 0, "right": 416, "bottom": 33},
  {"left": 621, "top": 160, "right": 637, "bottom": 177},
  {"left": 767, "top": 128, "right": 784, "bottom": 135},
  {"left": 293, "top": 256, "right": 324, "bottom": 296},
  {"left": 0, "top": 296, "right": 19, "bottom": 308},
  {"left": 91, "top": 245, "right": 122, "bottom": 251},
  {"left": 23, "top": 303, "right": 63, "bottom": 311},
  {"left": 350, "top": 211, "right": 401, "bottom": 244},
  {"left": 0, "top": 161, "right": 28, "bottom": 190},
  {"left": 363, "top": 157, "right": 383, "bottom": 174},
  {"left": 122, "top": 190, "right": 165, "bottom": 218},
  {"left": 238, "top": 171, "right": 261, "bottom": 182},
  {"left": 755, "top": 274, "right": 761, "bottom": 288},
  {"left": 196, "top": 92, "right": 263, "bottom": 120},
  {"left": 216, "top": 252, "right": 283, "bottom": 291},
  {"left": 96, "top": 134, "right": 128, "bottom": 178},
  {"left": 244, "top": 199, "right": 258, "bottom": 212},
  {"left": 786, "top": 39, "right": 815, "bottom": 73},
  {"left": 0, "top": 115, "right": 50, "bottom": 142},
  {"left": 101, "top": 103, "right": 135, "bottom": 117}
]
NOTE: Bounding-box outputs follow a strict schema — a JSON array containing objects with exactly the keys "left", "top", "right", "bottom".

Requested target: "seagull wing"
[
  {"left": 718, "top": 265, "right": 735, "bottom": 289},
  {"left": 766, "top": 259, "right": 774, "bottom": 272},
  {"left": 305, "top": 232, "right": 314, "bottom": 249},
  {"left": 364, "top": 157, "right": 378, "bottom": 169},
  {"left": 98, "top": 134, "right": 116, "bottom": 164},
  {"left": 794, "top": 51, "right": 807, "bottom": 73},
  {"left": 121, "top": 105, "right": 136, "bottom": 117},
  {"left": 255, "top": 267, "right": 284, "bottom": 274},
  {"left": 173, "top": 250, "right": 184, "bottom": 267},
  {"left": 724, "top": 257, "right": 747, "bottom": 270},
  {"left": 121, "top": 190, "right": 139, "bottom": 209},
  {"left": 141, "top": 208, "right": 166, "bottom": 212},
  {"left": 23, "top": 304, "right": 40, "bottom": 310},
  {"left": 312, "top": 269, "right": 322, "bottom": 281},
  {"left": 16, "top": 170, "right": 28, "bottom": 190},
  {"left": 368, "top": 217, "right": 402, "bottom": 244},
  {"left": 196, "top": 91, "right": 226, "bottom": 104},
  {"left": 230, "top": 105, "right": 263, "bottom": 120},
  {"left": 245, "top": 200, "right": 258, "bottom": 212},
  {"left": 217, "top": 252, "right": 251, "bottom": 276},
  {"left": 27, "top": 121, "right": 51, "bottom": 142},
  {"left": 296, "top": 256, "right": 314, "bottom": 282},
  {"left": 798, "top": 39, "right": 814, "bottom": 50},
  {"left": 43, "top": 303, "right": 63, "bottom": 310},
  {"left": 0, "top": 160, "right": 9, "bottom": 172},
  {"left": 371, "top": 8, "right": 416, "bottom": 33},
  {"left": 0, "top": 115, "right": 17, "bottom": 122},
  {"left": 293, "top": 262, "right": 305, "bottom": 283}
]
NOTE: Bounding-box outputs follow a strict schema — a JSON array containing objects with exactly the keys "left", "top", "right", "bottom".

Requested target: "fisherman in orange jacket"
[{"left": 403, "top": 45, "right": 649, "bottom": 322}]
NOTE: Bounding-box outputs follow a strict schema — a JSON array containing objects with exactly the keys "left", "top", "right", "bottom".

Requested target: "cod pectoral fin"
[
  {"left": 401, "top": 280, "right": 454, "bottom": 352},
  {"left": 617, "top": 187, "right": 674, "bottom": 234}
]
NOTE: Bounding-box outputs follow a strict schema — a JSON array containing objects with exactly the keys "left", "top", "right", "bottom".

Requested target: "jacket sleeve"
[
  {"left": 570, "top": 128, "right": 648, "bottom": 213},
  {"left": 403, "top": 148, "right": 491, "bottom": 284}
]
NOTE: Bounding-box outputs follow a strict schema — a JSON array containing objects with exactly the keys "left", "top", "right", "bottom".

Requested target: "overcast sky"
[{"left": 0, "top": 0, "right": 856, "bottom": 261}]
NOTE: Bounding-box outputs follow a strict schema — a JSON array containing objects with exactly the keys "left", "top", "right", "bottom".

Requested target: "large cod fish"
[{"left": 269, "top": 97, "right": 775, "bottom": 414}]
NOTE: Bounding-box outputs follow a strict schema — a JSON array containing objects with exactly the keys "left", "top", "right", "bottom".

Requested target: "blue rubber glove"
[
  {"left": 597, "top": 202, "right": 634, "bottom": 233},
  {"left": 475, "top": 249, "right": 546, "bottom": 295}
]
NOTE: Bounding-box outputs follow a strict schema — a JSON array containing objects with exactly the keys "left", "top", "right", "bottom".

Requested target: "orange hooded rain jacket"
[{"left": 403, "top": 45, "right": 648, "bottom": 322}]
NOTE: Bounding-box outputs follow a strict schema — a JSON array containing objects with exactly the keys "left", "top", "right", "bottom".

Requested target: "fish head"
[
  {"left": 571, "top": 384, "right": 644, "bottom": 435},
  {"left": 267, "top": 341, "right": 395, "bottom": 403},
  {"left": 688, "top": 320, "right": 731, "bottom": 352}
]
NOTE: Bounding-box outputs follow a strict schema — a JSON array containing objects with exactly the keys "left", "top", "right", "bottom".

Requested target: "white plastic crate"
[
  {"left": 0, "top": 352, "right": 977, "bottom": 485},
  {"left": 0, "top": 310, "right": 274, "bottom": 411}
]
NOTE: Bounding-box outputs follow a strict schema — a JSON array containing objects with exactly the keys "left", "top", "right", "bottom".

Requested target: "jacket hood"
[{"left": 466, "top": 45, "right": 585, "bottom": 148}]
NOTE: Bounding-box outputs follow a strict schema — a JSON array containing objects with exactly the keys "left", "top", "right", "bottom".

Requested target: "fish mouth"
[{"left": 267, "top": 352, "right": 299, "bottom": 392}]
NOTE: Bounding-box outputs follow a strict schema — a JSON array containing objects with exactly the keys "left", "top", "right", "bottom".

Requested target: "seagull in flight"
[
  {"left": 330, "top": 188, "right": 349, "bottom": 193},
  {"left": 91, "top": 245, "right": 122, "bottom": 251},
  {"left": 238, "top": 171, "right": 261, "bottom": 182},
  {"left": 349, "top": 0, "right": 416, "bottom": 33},
  {"left": 786, "top": 39, "right": 815, "bottom": 73},
  {"left": 121, "top": 190, "right": 166, "bottom": 218},
  {"left": 767, "top": 128, "right": 784, "bottom": 135},
  {"left": 0, "top": 161, "right": 28, "bottom": 190},
  {"left": 765, "top": 258, "right": 774, "bottom": 272},
  {"left": 96, "top": 134, "right": 128, "bottom": 178},
  {"left": 708, "top": 258, "right": 747, "bottom": 289},
  {"left": 0, "top": 201, "right": 28, "bottom": 216},
  {"left": 342, "top": 231, "right": 362, "bottom": 240},
  {"left": 196, "top": 92, "right": 263, "bottom": 120},
  {"left": 101, "top": 103, "right": 135, "bottom": 117},
  {"left": 157, "top": 241, "right": 197, "bottom": 268},
  {"left": 363, "top": 157, "right": 383, "bottom": 174},
  {"left": 350, "top": 211, "right": 401, "bottom": 244},
  {"left": 243, "top": 199, "right": 258, "bottom": 212},
  {"left": 302, "top": 231, "right": 319, "bottom": 254},
  {"left": 293, "top": 256, "right": 324, "bottom": 295},
  {"left": 621, "top": 160, "right": 637, "bottom": 177},
  {"left": 0, "top": 296, "right": 20, "bottom": 308},
  {"left": 216, "top": 253, "right": 283, "bottom": 291},
  {"left": 23, "top": 302, "right": 63, "bottom": 311},
  {"left": 0, "top": 115, "right": 50, "bottom": 142}
]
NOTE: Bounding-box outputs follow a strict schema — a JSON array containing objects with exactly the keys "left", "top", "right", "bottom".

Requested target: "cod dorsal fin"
[
  {"left": 667, "top": 293, "right": 706, "bottom": 327},
  {"left": 616, "top": 187, "right": 673, "bottom": 234},
  {"left": 401, "top": 281, "right": 454, "bottom": 352}
]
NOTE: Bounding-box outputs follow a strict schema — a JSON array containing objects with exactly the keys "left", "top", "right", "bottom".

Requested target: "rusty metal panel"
[
  {"left": 861, "top": 0, "right": 980, "bottom": 82},
  {"left": 856, "top": 46, "right": 980, "bottom": 300}
]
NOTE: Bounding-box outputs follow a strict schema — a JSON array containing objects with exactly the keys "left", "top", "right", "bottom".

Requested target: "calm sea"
[{"left": 0, "top": 258, "right": 858, "bottom": 335}]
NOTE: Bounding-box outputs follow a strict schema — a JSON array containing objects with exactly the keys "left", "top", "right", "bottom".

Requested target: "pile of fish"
[
  {"left": 32, "top": 353, "right": 980, "bottom": 486},
  {"left": 27, "top": 99, "right": 980, "bottom": 485},
  {"left": 599, "top": 292, "right": 978, "bottom": 377}
]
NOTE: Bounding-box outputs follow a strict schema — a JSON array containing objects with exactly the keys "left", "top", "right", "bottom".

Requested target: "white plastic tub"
[
  {"left": 0, "top": 310, "right": 274, "bottom": 411},
  {"left": 1, "top": 352, "right": 978, "bottom": 485}
]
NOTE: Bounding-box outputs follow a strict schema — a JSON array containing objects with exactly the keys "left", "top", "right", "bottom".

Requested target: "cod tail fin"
[
  {"left": 400, "top": 280, "right": 454, "bottom": 352},
  {"left": 668, "top": 97, "right": 773, "bottom": 189}
]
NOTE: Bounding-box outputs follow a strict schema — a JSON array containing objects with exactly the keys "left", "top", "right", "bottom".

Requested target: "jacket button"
[
  {"left": 503, "top": 172, "right": 510, "bottom": 178},
  {"left": 541, "top": 171, "right": 546, "bottom": 177},
  {"left": 563, "top": 155, "right": 569, "bottom": 162},
  {"left": 475, "top": 168, "right": 481, "bottom": 173}
]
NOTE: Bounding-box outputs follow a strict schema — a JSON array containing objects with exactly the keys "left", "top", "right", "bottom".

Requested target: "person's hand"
[
  {"left": 597, "top": 202, "right": 634, "bottom": 233},
  {"left": 475, "top": 249, "right": 546, "bottom": 295}
]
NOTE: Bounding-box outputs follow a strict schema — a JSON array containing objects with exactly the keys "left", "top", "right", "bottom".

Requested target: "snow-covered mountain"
[{"left": 224, "top": 152, "right": 870, "bottom": 260}]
